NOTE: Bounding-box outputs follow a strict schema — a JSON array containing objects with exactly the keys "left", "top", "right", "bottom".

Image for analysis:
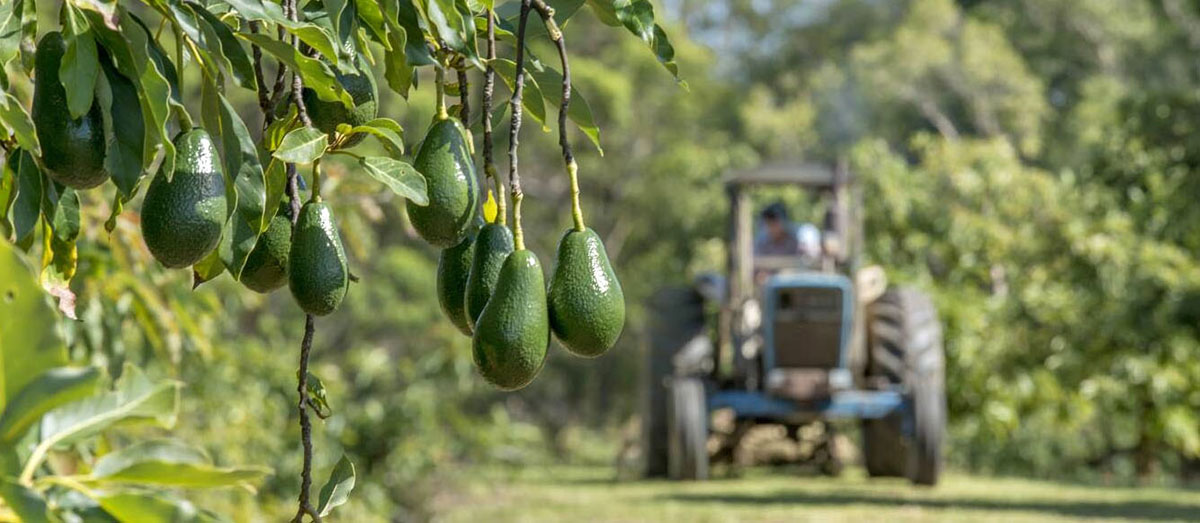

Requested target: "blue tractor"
[{"left": 644, "top": 162, "right": 945, "bottom": 485}]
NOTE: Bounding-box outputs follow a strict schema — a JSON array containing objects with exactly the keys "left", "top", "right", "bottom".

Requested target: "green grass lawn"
[{"left": 434, "top": 465, "right": 1200, "bottom": 522}]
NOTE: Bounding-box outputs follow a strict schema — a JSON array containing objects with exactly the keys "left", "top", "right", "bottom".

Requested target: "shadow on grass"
[{"left": 660, "top": 490, "right": 1200, "bottom": 520}]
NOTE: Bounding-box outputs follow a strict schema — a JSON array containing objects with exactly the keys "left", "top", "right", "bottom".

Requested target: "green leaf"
[
  {"left": 274, "top": 127, "right": 329, "bottom": 164},
  {"left": 0, "top": 0, "right": 27, "bottom": 70},
  {"left": 424, "top": 0, "right": 468, "bottom": 53},
  {"left": 29, "top": 365, "right": 180, "bottom": 476},
  {"left": 217, "top": 210, "right": 258, "bottom": 280},
  {"left": 88, "top": 439, "right": 270, "bottom": 489},
  {"left": 202, "top": 83, "right": 267, "bottom": 232},
  {"left": 50, "top": 187, "right": 80, "bottom": 243},
  {"left": 0, "top": 367, "right": 99, "bottom": 443},
  {"left": 390, "top": 0, "right": 434, "bottom": 66},
  {"left": 0, "top": 240, "right": 68, "bottom": 414},
  {"left": 223, "top": 0, "right": 342, "bottom": 65},
  {"left": 0, "top": 91, "right": 40, "bottom": 155},
  {"left": 192, "top": 247, "right": 225, "bottom": 288},
  {"left": 585, "top": 0, "right": 679, "bottom": 80},
  {"left": 357, "top": 156, "right": 428, "bottom": 204},
  {"left": 493, "top": 58, "right": 549, "bottom": 130},
  {"left": 304, "top": 371, "right": 331, "bottom": 418},
  {"left": 99, "top": 52, "right": 145, "bottom": 197},
  {"left": 12, "top": 150, "right": 41, "bottom": 245},
  {"left": 239, "top": 33, "right": 353, "bottom": 108},
  {"left": 94, "top": 490, "right": 223, "bottom": 523},
  {"left": 529, "top": 67, "right": 603, "bottom": 154},
  {"left": 0, "top": 478, "right": 52, "bottom": 523},
  {"left": 0, "top": 153, "right": 15, "bottom": 237},
  {"left": 348, "top": 118, "right": 405, "bottom": 155},
  {"left": 382, "top": 23, "right": 414, "bottom": 98},
  {"left": 87, "top": 9, "right": 175, "bottom": 181},
  {"left": 67, "top": 0, "right": 118, "bottom": 30},
  {"left": 60, "top": 13, "right": 100, "bottom": 120},
  {"left": 187, "top": 1, "right": 257, "bottom": 90},
  {"left": 354, "top": 0, "right": 389, "bottom": 47},
  {"left": 316, "top": 455, "right": 356, "bottom": 517}
]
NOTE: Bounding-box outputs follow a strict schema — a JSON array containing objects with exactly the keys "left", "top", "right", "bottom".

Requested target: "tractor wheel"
[
  {"left": 645, "top": 287, "right": 706, "bottom": 478},
  {"left": 862, "top": 288, "right": 945, "bottom": 486},
  {"left": 667, "top": 376, "right": 709, "bottom": 480}
]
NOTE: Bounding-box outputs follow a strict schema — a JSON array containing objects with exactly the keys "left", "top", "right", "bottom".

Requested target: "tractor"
[{"left": 644, "top": 161, "right": 946, "bottom": 485}]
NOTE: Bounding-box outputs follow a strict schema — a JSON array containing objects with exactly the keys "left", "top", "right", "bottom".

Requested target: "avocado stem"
[
  {"left": 513, "top": 191, "right": 526, "bottom": 251},
  {"left": 568, "top": 160, "right": 585, "bottom": 231},
  {"left": 435, "top": 66, "right": 448, "bottom": 121},
  {"left": 311, "top": 158, "right": 322, "bottom": 201}
]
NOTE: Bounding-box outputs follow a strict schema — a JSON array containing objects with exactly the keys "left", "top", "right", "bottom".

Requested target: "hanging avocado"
[
  {"left": 406, "top": 117, "right": 479, "bottom": 247},
  {"left": 472, "top": 250, "right": 550, "bottom": 391},
  {"left": 239, "top": 205, "right": 293, "bottom": 293},
  {"left": 547, "top": 228, "right": 625, "bottom": 357},
  {"left": 141, "top": 129, "right": 228, "bottom": 268},
  {"left": 32, "top": 32, "right": 109, "bottom": 189},
  {"left": 288, "top": 199, "right": 349, "bottom": 316},
  {"left": 302, "top": 63, "right": 378, "bottom": 147},
  {"left": 437, "top": 217, "right": 482, "bottom": 335},
  {"left": 465, "top": 222, "right": 515, "bottom": 330}
]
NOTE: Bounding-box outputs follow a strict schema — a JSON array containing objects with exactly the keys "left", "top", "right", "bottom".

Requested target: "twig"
[
  {"left": 285, "top": 0, "right": 320, "bottom": 521},
  {"left": 529, "top": 0, "right": 584, "bottom": 231},
  {"left": 508, "top": 0, "right": 533, "bottom": 250},
  {"left": 456, "top": 65, "right": 470, "bottom": 123},
  {"left": 248, "top": 21, "right": 274, "bottom": 133},
  {"left": 482, "top": 9, "right": 506, "bottom": 224}
]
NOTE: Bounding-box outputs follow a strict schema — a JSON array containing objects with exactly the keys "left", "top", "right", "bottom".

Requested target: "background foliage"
[{"left": 4, "top": 0, "right": 1200, "bottom": 519}]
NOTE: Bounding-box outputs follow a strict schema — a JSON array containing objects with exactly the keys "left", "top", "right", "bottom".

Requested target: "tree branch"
[
  {"left": 482, "top": 9, "right": 506, "bottom": 224},
  {"left": 508, "top": 0, "right": 533, "bottom": 250},
  {"left": 285, "top": 0, "right": 319, "bottom": 521},
  {"left": 529, "top": 0, "right": 584, "bottom": 231},
  {"left": 456, "top": 65, "right": 470, "bottom": 123}
]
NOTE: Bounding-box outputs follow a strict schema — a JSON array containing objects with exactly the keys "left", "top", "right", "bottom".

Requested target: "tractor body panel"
[{"left": 708, "top": 388, "right": 905, "bottom": 421}]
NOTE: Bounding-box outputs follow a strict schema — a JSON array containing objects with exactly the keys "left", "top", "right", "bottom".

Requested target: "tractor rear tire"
[
  {"left": 668, "top": 376, "right": 709, "bottom": 480},
  {"left": 645, "top": 287, "right": 707, "bottom": 478},
  {"left": 862, "top": 288, "right": 945, "bottom": 486}
]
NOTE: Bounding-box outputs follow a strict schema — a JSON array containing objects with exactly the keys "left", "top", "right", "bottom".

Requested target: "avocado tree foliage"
[{"left": 0, "top": 0, "right": 674, "bottom": 519}]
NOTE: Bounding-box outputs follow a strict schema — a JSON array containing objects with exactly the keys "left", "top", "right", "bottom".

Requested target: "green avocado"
[
  {"left": 472, "top": 249, "right": 550, "bottom": 391},
  {"left": 288, "top": 200, "right": 349, "bottom": 316},
  {"left": 437, "top": 218, "right": 482, "bottom": 336},
  {"left": 547, "top": 228, "right": 626, "bottom": 357},
  {"left": 32, "top": 32, "right": 109, "bottom": 189},
  {"left": 239, "top": 205, "right": 293, "bottom": 293},
  {"left": 406, "top": 117, "right": 479, "bottom": 247},
  {"left": 466, "top": 222, "right": 515, "bottom": 331},
  {"left": 140, "top": 129, "right": 228, "bottom": 268},
  {"left": 302, "top": 64, "right": 377, "bottom": 147}
]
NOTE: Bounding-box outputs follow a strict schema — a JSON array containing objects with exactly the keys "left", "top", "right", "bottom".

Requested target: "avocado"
[
  {"left": 406, "top": 117, "right": 479, "bottom": 247},
  {"left": 472, "top": 249, "right": 550, "bottom": 390},
  {"left": 32, "top": 32, "right": 108, "bottom": 189},
  {"left": 140, "top": 129, "right": 228, "bottom": 268},
  {"left": 465, "top": 222, "right": 515, "bottom": 330},
  {"left": 239, "top": 205, "right": 292, "bottom": 293},
  {"left": 288, "top": 199, "right": 349, "bottom": 315},
  {"left": 302, "top": 64, "right": 377, "bottom": 147},
  {"left": 437, "top": 218, "right": 481, "bottom": 335},
  {"left": 547, "top": 228, "right": 625, "bottom": 357}
]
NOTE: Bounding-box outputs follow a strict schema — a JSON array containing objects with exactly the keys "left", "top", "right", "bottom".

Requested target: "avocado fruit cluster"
[
  {"left": 406, "top": 117, "right": 479, "bottom": 247},
  {"left": 32, "top": 32, "right": 109, "bottom": 190},
  {"left": 141, "top": 129, "right": 228, "bottom": 268}
]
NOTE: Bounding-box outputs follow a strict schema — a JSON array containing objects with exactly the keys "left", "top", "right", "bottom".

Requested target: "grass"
[{"left": 434, "top": 465, "right": 1200, "bottom": 522}]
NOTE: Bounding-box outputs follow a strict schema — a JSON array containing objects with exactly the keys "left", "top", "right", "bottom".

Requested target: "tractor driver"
[{"left": 755, "top": 203, "right": 822, "bottom": 281}]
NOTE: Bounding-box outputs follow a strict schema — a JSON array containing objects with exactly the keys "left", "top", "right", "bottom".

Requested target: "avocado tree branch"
[
  {"left": 456, "top": 65, "right": 470, "bottom": 123},
  {"left": 284, "top": 0, "right": 320, "bottom": 521},
  {"left": 508, "top": 0, "right": 533, "bottom": 250},
  {"left": 248, "top": 21, "right": 274, "bottom": 132},
  {"left": 482, "top": 9, "right": 506, "bottom": 224},
  {"left": 528, "top": 0, "right": 584, "bottom": 231}
]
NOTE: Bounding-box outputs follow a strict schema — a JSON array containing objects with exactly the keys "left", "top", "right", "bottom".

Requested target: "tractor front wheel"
[{"left": 668, "top": 376, "right": 709, "bottom": 480}]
